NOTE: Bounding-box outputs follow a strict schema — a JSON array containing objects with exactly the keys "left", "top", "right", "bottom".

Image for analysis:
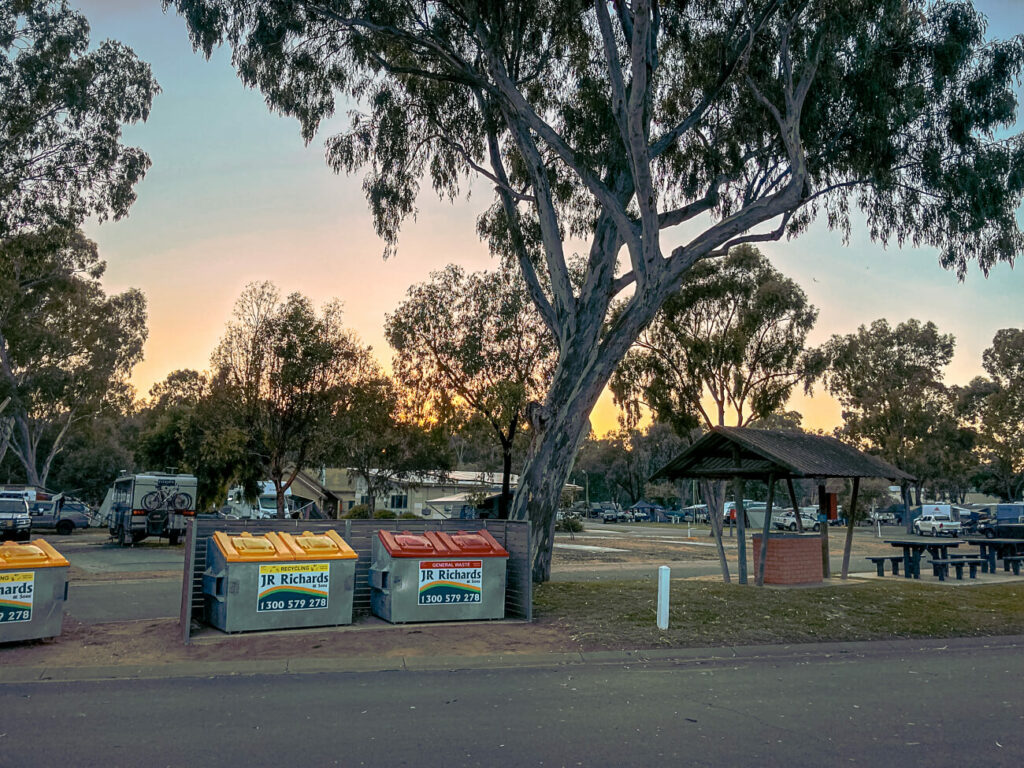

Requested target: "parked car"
[
  {"left": 28, "top": 499, "right": 91, "bottom": 535},
  {"left": 772, "top": 509, "right": 820, "bottom": 532},
  {"left": 0, "top": 497, "right": 32, "bottom": 542},
  {"left": 975, "top": 519, "right": 1024, "bottom": 539},
  {"left": 913, "top": 514, "right": 961, "bottom": 537}
]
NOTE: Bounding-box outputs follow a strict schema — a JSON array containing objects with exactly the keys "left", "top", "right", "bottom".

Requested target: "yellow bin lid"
[
  {"left": 0, "top": 539, "right": 70, "bottom": 569},
  {"left": 279, "top": 530, "right": 357, "bottom": 561},
  {"left": 211, "top": 531, "right": 292, "bottom": 562}
]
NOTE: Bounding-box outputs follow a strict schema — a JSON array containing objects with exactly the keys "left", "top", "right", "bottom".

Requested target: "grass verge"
[{"left": 534, "top": 579, "right": 1024, "bottom": 650}]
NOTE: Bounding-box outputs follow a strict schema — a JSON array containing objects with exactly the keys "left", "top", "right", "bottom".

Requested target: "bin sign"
[
  {"left": 418, "top": 560, "right": 483, "bottom": 605},
  {"left": 257, "top": 563, "right": 330, "bottom": 612},
  {"left": 0, "top": 571, "right": 34, "bottom": 623}
]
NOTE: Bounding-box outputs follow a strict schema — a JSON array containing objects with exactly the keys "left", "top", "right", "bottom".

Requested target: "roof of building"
[{"left": 651, "top": 427, "right": 915, "bottom": 483}]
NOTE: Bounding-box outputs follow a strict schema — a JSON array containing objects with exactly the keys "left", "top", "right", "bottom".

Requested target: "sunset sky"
[{"left": 78, "top": 0, "right": 1024, "bottom": 436}]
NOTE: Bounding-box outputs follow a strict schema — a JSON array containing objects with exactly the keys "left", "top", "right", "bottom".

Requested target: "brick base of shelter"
[{"left": 752, "top": 534, "right": 823, "bottom": 585}]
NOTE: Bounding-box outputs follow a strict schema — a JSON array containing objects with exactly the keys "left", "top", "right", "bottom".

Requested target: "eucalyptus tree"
[
  {"left": 611, "top": 244, "right": 819, "bottom": 432},
  {"left": 171, "top": 0, "right": 1024, "bottom": 579},
  {"left": 958, "top": 329, "right": 1024, "bottom": 501},
  {"left": 212, "top": 282, "right": 378, "bottom": 517},
  {"left": 0, "top": 227, "right": 148, "bottom": 487},
  {"left": 817, "top": 318, "right": 955, "bottom": 532},
  {"left": 610, "top": 243, "right": 818, "bottom": 579},
  {"left": 385, "top": 265, "right": 555, "bottom": 516},
  {"left": 1, "top": 1, "right": 158, "bottom": 238}
]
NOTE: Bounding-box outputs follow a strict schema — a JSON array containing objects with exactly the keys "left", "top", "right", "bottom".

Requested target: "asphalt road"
[{"left": 1, "top": 640, "right": 1021, "bottom": 767}]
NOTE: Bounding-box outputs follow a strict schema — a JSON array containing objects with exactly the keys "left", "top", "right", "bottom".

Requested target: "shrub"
[
  {"left": 398, "top": 512, "right": 419, "bottom": 520},
  {"left": 556, "top": 517, "right": 584, "bottom": 533},
  {"left": 374, "top": 509, "right": 397, "bottom": 519},
  {"left": 343, "top": 504, "right": 370, "bottom": 519}
]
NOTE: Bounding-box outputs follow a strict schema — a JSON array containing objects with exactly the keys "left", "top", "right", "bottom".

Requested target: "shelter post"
[
  {"left": 733, "top": 474, "right": 747, "bottom": 585},
  {"left": 841, "top": 477, "right": 860, "bottom": 579},
  {"left": 902, "top": 482, "right": 914, "bottom": 534},
  {"left": 756, "top": 474, "right": 776, "bottom": 587},
  {"left": 786, "top": 478, "right": 803, "bottom": 533},
  {"left": 731, "top": 444, "right": 748, "bottom": 584},
  {"left": 818, "top": 482, "right": 831, "bottom": 578}
]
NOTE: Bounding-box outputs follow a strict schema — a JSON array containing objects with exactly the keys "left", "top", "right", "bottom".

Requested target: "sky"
[{"left": 75, "top": 0, "right": 1024, "bottom": 436}]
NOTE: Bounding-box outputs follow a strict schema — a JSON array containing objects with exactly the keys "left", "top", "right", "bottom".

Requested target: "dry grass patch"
[{"left": 534, "top": 579, "right": 1024, "bottom": 650}]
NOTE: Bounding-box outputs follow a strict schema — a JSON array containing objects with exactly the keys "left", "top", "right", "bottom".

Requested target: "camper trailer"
[{"left": 106, "top": 472, "right": 197, "bottom": 546}]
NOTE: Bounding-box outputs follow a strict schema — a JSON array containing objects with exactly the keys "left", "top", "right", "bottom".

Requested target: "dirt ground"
[
  {"left": 0, "top": 615, "right": 579, "bottom": 668},
  {"left": 0, "top": 523, "right": 921, "bottom": 669}
]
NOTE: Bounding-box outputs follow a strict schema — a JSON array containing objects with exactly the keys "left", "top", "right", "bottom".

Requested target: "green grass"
[{"left": 534, "top": 579, "right": 1024, "bottom": 650}]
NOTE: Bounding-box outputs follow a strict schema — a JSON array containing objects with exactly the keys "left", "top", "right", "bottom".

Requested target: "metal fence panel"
[{"left": 181, "top": 517, "right": 533, "bottom": 643}]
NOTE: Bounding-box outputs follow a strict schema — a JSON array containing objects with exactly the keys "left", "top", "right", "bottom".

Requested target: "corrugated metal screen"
[{"left": 180, "top": 517, "right": 532, "bottom": 644}]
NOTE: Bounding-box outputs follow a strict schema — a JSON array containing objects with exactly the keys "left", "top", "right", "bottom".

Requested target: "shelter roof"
[{"left": 651, "top": 427, "right": 915, "bottom": 483}]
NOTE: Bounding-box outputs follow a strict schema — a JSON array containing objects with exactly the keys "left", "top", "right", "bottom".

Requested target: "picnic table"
[
  {"left": 883, "top": 539, "right": 961, "bottom": 579},
  {"left": 964, "top": 538, "right": 1024, "bottom": 575}
]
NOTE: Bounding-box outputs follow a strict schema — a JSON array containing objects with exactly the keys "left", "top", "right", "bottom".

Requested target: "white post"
[{"left": 656, "top": 565, "right": 670, "bottom": 630}]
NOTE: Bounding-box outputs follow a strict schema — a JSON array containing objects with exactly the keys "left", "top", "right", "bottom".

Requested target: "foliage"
[
  {"left": 575, "top": 422, "right": 686, "bottom": 506},
  {"left": 612, "top": 244, "right": 819, "bottom": 433},
  {"left": 555, "top": 516, "right": 584, "bottom": 533},
  {"left": 335, "top": 375, "right": 451, "bottom": 511},
  {"left": 386, "top": 265, "right": 555, "bottom": 516},
  {"left": 170, "top": 0, "right": 1024, "bottom": 579},
  {"left": 0, "top": 1, "right": 159, "bottom": 239},
  {"left": 212, "top": 282, "right": 379, "bottom": 516},
  {"left": 957, "top": 329, "right": 1024, "bottom": 500},
  {"left": 373, "top": 509, "right": 397, "bottom": 519},
  {"left": 134, "top": 369, "right": 260, "bottom": 511},
  {"left": 0, "top": 228, "right": 147, "bottom": 486},
  {"left": 816, "top": 318, "right": 955, "bottom": 473},
  {"left": 343, "top": 504, "right": 370, "bottom": 519}
]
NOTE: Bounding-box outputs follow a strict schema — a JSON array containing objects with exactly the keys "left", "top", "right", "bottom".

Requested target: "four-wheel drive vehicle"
[
  {"left": 28, "top": 499, "right": 91, "bottom": 535},
  {"left": 771, "top": 509, "right": 820, "bottom": 532},
  {"left": 913, "top": 514, "right": 961, "bottom": 537},
  {"left": 0, "top": 497, "right": 32, "bottom": 542},
  {"left": 975, "top": 519, "right": 1024, "bottom": 539},
  {"left": 107, "top": 472, "right": 198, "bottom": 546}
]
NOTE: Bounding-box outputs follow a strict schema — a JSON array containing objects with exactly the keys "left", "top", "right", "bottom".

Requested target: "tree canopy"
[
  {"left": 958, "top": 329, "right": 1024, "bottom": 500},
  {"left": 212, "top": 282, "right": 378, "bottom": 516},
  {"left": 385, "top": 265, "right": 555, "bottom": 515},
  {"left": 611, "top": 243, "right": 819, "bottom": 434},
  {"left": 816, "top": 318, "right": 955, "bottom": 484},
  {"left": 170, "top": 0, "right": 1024, "bottom": 578},
  {"left": 0, "top": 227, "right": 147, "bottom": 487},
  {"left": 1, "top": 0, "right": 159, "bottom": 238}
]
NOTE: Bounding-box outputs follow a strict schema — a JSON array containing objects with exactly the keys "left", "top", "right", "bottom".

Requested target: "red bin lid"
[
  {"left": 377, "top": 529, "right": 508, "bottom": 558},
  {"left": 432, "top": 530, "right": 508, "bottom": 558},
  {"left": 377, "top": 530, "right": 438, "bottom": 557}
]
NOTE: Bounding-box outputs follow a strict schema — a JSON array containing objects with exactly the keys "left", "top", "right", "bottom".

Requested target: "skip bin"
[
  {"left": 0, "top": 539, "right": 69, "bottom": 642},
  {"left": 203, "top": 530, "right": 357, "bottom": 633},
  {"left": 370, "top": 529, "right": 508, "bottom": 623}
]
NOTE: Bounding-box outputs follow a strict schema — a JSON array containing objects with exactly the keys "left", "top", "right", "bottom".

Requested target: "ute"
[{"left": 0, "top": 497, "right": 31, "bottom": 542}]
